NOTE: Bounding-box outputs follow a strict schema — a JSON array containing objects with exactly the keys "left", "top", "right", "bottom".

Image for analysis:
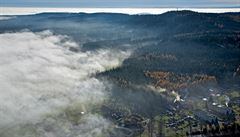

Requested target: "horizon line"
[{"left": 1, "top": 7, "right": 239, "bottom": 16}]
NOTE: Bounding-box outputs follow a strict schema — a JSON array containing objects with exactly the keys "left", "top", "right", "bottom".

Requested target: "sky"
[{"left": 1, "top": 0, "right": 240, "bottom": 8}]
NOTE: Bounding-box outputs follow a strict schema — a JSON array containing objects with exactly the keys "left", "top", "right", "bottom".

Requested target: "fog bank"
[{"left": 0, "top": 30, "right": 131, "bottom": 136}]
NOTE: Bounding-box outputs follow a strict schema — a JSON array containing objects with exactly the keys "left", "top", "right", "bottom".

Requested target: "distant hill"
[{"left": 0, "top": 10, "right": 239, "bottom": 92}]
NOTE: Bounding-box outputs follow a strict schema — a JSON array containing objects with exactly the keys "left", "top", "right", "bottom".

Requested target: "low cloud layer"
[
  {"left": 0, "top": 30, "right": 131, "bottom": 136},
  {"left": 0, "top": 16, "right": 15, "bottom": 20}
]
